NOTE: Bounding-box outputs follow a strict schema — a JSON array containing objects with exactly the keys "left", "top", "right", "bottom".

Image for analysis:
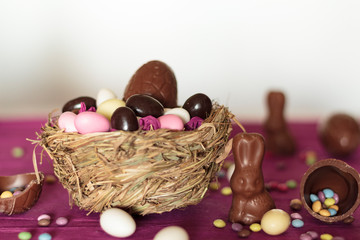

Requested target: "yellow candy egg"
[
  {"left": 312, "top": 200, "right": 322, "bottom": 213},
  {"left": 261, "top": 209, "right": 291, "bottom": 236},
  {"left": 249, "top": 223, "right": 262, "bottom": 232},
  {"left": 1, "top": 191, "right": 13, "bottom": 198},
  {"left": 213, "top": 219, "right": 226, "bottom": 228},
  {"left": 96, "top": 99, "right": 126, "bottom": 120}
]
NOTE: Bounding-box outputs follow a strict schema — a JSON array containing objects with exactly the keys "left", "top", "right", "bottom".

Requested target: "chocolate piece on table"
[
  {"left": 0, "top": 172, "right": 44, "bottom": 215},
  {"left": 124, "top": 60, "right": 178, "bottom": 108},
  {"left": 300, "top": 159, "right": 360, "bottom": 223},
  {"left": 229, "top": 133, "right": 276, "bottom": 225},
  {"left": 318, "top": 113, "right": 360, "bottom": 157},
  {"left": 264, "top": 91, "right": 296, "bottom": 155}
]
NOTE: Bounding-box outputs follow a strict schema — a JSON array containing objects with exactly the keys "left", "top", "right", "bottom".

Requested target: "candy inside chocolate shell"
[
  {"left": 300, "top": 159, "right": 360, "bottom": 223},
  {"left": 124, "top": 60, "right": 177, "bottom": 108},
  {"left": 0, "top": 172, "right": 44, "bottom": 215}
]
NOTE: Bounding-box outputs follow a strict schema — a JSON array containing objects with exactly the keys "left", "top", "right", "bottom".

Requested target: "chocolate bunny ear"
[{"left": 232, "top": 133, "right": 265, "bottom": 169}]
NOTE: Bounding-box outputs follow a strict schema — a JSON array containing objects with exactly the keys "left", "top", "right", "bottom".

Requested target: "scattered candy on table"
[
  {"left": 249, "top": 223, "right": 261, "bottom": 232},
  {"left": 220, "top": 186, "right": 232, "bottom": 196},
  {"left": 291, "top": 219, "right": 304, "bottom": 228},
  {"left": 18, "top": 232, "right": 32, "bottom": 240},
  {"left": 290, "top": 198, "right": 303, "bottom": 211},
  {"left": 320, "top": 233, "right": 333, "bottom": 240},
  {"left": 238, "top": 229, "right": 251, "bottom": 238},
  {"left": 231, "top": 223, "right": 243, "bottom": 232},
  {"left": 11, "top": 146, "right": 25, "bottom": 158},
  {"left": 213, "top": 219, "right": 226, "bottom": 228},
  {"left": 38, "top": 232, "right": 52, "bottom": 240},
  {"left": 55, "top": 217, "right": 68, "bottom": 226}
]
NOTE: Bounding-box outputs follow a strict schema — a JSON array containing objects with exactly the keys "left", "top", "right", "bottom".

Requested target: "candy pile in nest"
[{"left": 32, "top": 104, "right": 234, "bottom": 215}]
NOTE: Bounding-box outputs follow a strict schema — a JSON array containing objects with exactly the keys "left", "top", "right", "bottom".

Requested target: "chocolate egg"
[
  {"left": 182, "top": 93, "right": 212, "bottom": 119},
  {"left": 126, "top": 94, "right": 164, "bottom": 118},
  {"left": 62, "top": 96, "right": 96, "bottom": 114},
  {"left": 124, "top": 60, "right": 177, "bottom": 108},
  {"left": 111, "top": 107, "right": 139, "bottom": 131},
  {"left": 318, "top": 113, "right": 360, "bottom": 156}
]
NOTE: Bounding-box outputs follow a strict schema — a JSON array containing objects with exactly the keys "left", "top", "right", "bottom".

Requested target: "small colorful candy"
[
  {"left": 56, "top": 217, "right": 68, "bottom": 226},
  {"left": 213, "top": 219, "right": 226, "bottom": 228},
  {"left": 291, "top": 219, "right": 304, "bottom": 228},
  {"left": 231, "top": 223, "right": 243, "bottom": 232},
  {"left": 323, "top": 188, "right": 334, "bottom": 198},
  {"left": 18, "top": 232, "right": 32, "bottom": 240},
  {"left": 38, "top": 233, "right": 52, "bottom": 240},
  {"left": 310, "top": 194, "right": 319, "bottom": 202},
  {"left": 1, "top": 191, "right": 13, "bottom": 198},
  {"left": 249, "top": 223, "right": 261, "bottom": 232}
]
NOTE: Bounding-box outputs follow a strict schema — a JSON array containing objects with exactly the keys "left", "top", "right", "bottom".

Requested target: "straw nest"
[{"left": 31, "top": 104, "right": 237, "bottom": 215}]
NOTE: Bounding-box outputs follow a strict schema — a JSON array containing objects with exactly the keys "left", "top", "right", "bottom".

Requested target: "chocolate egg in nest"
[{"left": 124, "top": 60, "right": 178, "bottom": 108}]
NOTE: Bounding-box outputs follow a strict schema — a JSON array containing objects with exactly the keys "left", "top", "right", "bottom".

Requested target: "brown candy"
[
  {"left": 124, "top": 60, "right": 178, "bottom": 108},
  {"left": 300, "top": 159, "right": 360, "bottom": 223},
  {"left": 62, "top": 96, "right": 96, "bottom": 114},
  {"left": 0, "top": 172, "right": 44, "bottom": 215},
  {"left": 38, "top": 218, "right": 51, "bottom": 227},
  {"left": 318, "top": 113, "right": 360, "bottom": 157},
  {"left": 238, "top": 228, "right": 251, "bottom": 238},
  {"left": 264, "top": 91, "right": 296, "bottom": 155},
  {"left": 229, "top": 133, "right": 275, "bottom": 225}
]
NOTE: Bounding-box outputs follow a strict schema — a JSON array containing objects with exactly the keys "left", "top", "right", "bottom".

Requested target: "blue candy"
[
  {"left": 38, "top": 233, "right": 52, "bottom": 240},
  {"left": 292, "top": 219, "right": 304, "bottom": 228},
  {"left": 310, "top": 194, "right": 319, "bottom": 202},
  {"left": 328, "top": 208, "right": 337, "bottom": 216},
  {"left": 323, "top": 188, "right": 334, "bottom": 198}
]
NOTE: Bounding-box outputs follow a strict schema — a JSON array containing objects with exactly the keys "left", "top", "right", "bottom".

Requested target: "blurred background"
[{"left": 1, "top": 0, "right": 359, "bottom": 121}]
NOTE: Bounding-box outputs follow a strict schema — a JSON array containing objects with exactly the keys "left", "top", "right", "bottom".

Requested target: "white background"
[{"left": 1, "top": 0, "right": 359, "bottom": 121}]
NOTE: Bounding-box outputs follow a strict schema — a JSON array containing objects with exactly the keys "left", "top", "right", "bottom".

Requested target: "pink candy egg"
[
  {"left": 58, "top": 112, "right": 77, "bottom": 132},
  {"left": 74, "top": 112, "right": 110, "bottom": 134},
  {"left": 158, "top": 114, "right": 184, "bottom": 130}
]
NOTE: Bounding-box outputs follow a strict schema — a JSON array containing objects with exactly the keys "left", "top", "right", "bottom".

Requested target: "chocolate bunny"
[
  {"left": 229, "top": 133, "right": 275, "bottom": 225},
  {"left": 264, "top": 91, "right": 296, "bottom": 155}
]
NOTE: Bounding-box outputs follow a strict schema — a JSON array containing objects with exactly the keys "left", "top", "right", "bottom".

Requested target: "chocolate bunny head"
[{"left": 230, "top": 133, "right": 266, "bottom": 197}]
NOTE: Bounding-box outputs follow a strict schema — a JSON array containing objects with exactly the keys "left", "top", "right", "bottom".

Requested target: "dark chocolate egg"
[
  {"left": 123, "top": 60, "right": 178, "bottom": 108},
  {"left": 126, "top": 94, "right": 164, "bottom": 118},
  {"left": 111, "top": 107, "right": 139, "bottom": 131},
  {"left": 62, "top": 96, "right": 96, "bottom": 114},
  {"left": 319, "top": 113, "right": 360, "bottom": 157},
  {"left": 182, "top": 93, "right": 212, "bottom": 119}
]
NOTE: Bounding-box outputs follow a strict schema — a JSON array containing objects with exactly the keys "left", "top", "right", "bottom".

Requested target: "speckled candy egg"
[
  {"left": 183, "top": 93, "right": 212, "bottom": 119},
  {"left": 261, "top": 209, "right": 290, "bottom": 235},
  {"left": 74, "top": 112, "right": 110, "bottom": 134},
  {"left": 111, "top": 107, "right": 139, "bottom": 131},
  {"left": 62, "top": 96, "right": 96, "bottom": 114},
  {"left": 100, "top": 208, "right": 136, "bottom": 238},
  {"left": 126, "top": 94, "right": 164, "bottom": 118},
  {"left": 124, "top": 60, "right": 178, "bottom": 108}
]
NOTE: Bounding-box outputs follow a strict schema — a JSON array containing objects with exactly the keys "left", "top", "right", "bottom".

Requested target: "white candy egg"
[
  {"left": 100, "top": 208, "right": 136, "bottom": 238},
  {"left": 227, "top": 163, "right": 235, "bottom": 182},
  {"left": 164, "top": 107, "right": 190, "bottom": 124},
  {"left": 153, "top": 226, "right": 189, "bottom": 240},
  {"left": 96, "top": 88, "right": 117, "bottom": 107}
]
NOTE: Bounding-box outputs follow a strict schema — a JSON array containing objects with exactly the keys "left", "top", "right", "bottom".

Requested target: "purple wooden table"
[{"left": 1, "top": 119, "right": 359, "bottom": 240}]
